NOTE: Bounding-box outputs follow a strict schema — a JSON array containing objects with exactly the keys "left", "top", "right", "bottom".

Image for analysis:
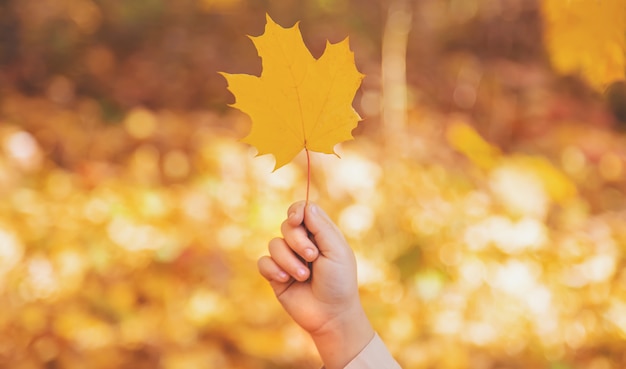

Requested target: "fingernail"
[
  {"left": 305, "top": 248, "right": 316, "bottom": 260},
  {"left": 310, "top": 203, "right": 318, "bottom": 215},
  {"left": 278, "top": 271, "right": 288, "bottom": 281},
  {"left": 288, "top": 212, "right": 295, "bottom": 219},
  {"left": 297, "top": 268, "right": 308, "bottom": 278}
]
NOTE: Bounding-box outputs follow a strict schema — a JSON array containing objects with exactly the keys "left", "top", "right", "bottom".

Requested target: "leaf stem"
[
  {"left": 304, "top": 147, "right": 313, "bottom": 281},
  {"left": 305, "top": 147, "right": 311, "bottom": 206}
]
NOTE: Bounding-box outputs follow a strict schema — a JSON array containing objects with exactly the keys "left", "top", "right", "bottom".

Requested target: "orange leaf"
[
  {"left": 220, "top": 14, "right": 364, "bottom": 171},
  {"left": 542, "top": 0, "right": 626, "bottom": 89}
]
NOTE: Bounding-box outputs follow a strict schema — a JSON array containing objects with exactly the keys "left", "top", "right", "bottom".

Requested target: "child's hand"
[{"left": 258, "top": 201, "right": 374, "bottom": 369}]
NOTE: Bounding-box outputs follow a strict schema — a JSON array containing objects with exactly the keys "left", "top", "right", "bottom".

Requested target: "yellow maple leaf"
[{"left": 220, "top": 14, "right": 364, "bottom": 171}]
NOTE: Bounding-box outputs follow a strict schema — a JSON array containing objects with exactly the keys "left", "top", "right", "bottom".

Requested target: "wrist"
[{"left": 310, "top": 301, "right": 375, "bottom": 369}]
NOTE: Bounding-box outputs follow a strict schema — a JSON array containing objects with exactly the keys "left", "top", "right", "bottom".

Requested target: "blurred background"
[{"left": 0, "top": 0, "right": 625, "bottom": 368}]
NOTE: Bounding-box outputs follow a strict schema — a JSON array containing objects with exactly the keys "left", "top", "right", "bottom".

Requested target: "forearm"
[{"left": 311, "top": 302, "right": 375, "bottom": 369}]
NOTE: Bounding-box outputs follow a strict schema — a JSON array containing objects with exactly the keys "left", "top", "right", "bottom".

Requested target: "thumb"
[{"left": 304, "top": 203, "right": 349, "bottom": 256}]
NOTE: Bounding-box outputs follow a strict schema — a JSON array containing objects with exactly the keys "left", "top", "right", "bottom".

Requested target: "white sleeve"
[{"left": 321, "top": 333, "right": 402, "bottom": 369}]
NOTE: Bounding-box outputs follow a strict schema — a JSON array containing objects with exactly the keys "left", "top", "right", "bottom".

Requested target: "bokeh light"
[{"left": 0, "top": 0, "right": 625, "bottom": 368}]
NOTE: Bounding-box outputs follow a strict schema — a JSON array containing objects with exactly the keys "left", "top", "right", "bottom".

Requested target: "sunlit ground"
[{"left": 1, "top": 0, "right": 625, "bottom": 368}]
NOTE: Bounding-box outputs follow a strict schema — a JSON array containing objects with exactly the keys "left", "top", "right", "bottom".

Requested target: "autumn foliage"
[{"left": 0, "top": 1, "right": 625, "bottom": 369}]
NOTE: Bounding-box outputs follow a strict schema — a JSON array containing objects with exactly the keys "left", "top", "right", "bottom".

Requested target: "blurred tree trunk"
[{"left": 382, "top": 0, "right": 412, "bottom": 150}]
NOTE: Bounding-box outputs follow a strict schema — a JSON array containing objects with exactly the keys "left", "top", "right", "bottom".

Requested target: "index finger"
[{"left": 286, "top": 201, "right": 306, "bottom": 226}]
